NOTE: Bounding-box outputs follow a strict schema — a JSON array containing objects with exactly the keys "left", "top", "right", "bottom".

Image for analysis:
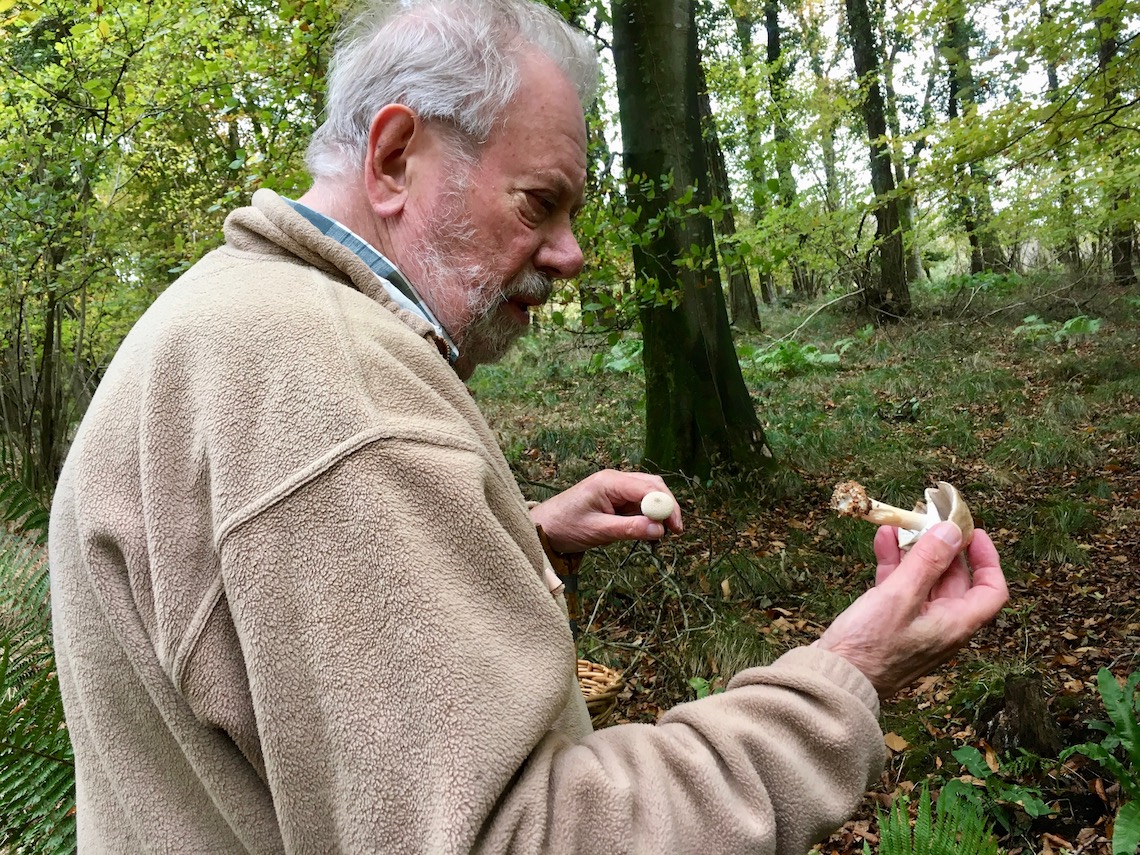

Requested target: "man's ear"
[{"left": 364, "top": 104, "right": 418, "bottom": 219}]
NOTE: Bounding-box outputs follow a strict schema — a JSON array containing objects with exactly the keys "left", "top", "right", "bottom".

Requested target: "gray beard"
[
  {"left": 459, "top": 266, "right": 551, "bottom": 366},
  {"left": 409, "top": 174, "right": 552, "bottom": 367}
]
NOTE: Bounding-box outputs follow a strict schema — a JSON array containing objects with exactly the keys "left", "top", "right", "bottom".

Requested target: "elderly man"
[{"left": 49, "top": 0, "right": 1007, "bottom": 852}]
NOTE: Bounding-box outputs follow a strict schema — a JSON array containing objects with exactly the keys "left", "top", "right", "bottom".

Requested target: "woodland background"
[{"left": 1, "top": 0, "right": 1138, "bottom": 852}]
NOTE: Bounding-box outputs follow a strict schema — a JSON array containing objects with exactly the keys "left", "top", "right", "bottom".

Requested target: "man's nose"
[{"left": 536, "top": 218, "right": 584, "bottom": 280}]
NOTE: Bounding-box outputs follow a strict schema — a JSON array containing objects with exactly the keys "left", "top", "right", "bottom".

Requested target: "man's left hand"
[{"left": 529, "top": 469, "right": 683, "bottom": 554}]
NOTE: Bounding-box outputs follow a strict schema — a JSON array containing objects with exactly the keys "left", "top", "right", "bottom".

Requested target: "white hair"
[{"left": 305, "top": 0, "right": 598, "bottom": 179}]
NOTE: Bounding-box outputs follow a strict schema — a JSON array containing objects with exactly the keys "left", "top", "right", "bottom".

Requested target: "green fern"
[
  {"left": 1062, "top": 668, "right": 1140, "bottom": 855},
  {"left": 0, "top": 443, "right": 50, "bottom": 546},
  {"left": 0, "top": 531, "right": 77, "bottom": 853},
  {"left": 863, "top": 784, "right": 1003, "bottom": 855}
]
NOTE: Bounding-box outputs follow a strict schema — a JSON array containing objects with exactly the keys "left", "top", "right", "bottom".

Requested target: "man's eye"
[{"left": 526, "top": 192, "right": 554, "bottom": 218}]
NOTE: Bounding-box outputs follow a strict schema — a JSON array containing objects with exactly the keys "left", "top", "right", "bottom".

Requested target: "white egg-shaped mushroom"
[{"left": 640, "top": 491, "right": 675, "bottom": 522}]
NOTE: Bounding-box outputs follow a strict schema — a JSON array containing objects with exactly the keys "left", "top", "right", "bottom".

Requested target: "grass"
[{"left": 470, "top": 277, "right": 1140, "bottom": 853}]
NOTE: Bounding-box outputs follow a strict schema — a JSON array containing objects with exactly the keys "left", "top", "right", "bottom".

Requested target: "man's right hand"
[{"left": 812, "top": 521, "right": 1008, "bottom": 700}]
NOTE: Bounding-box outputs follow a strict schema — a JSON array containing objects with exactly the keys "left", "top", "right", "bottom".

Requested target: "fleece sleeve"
[{"left": 205, "top": 437, "right": 884, "bottom": 855}]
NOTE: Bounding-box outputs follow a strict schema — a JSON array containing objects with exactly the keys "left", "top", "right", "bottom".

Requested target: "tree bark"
[
  {"left": 696, "top": 52, "right": 760, "bottom": 330},
  {"left": 613, "top": 0, "right": 773, "bottom": 477},
  {"left": 733, "top": 9, "right": 776, "bottom": 304},
  {"left": 764, "top": 0, "right": 810, "bottom": 297},
  {"left": 844, "top": 0, "right": 909, "bottom": 320},
  {"left": 944, "top": 7, "right": 1001, "bottom": 274},
  {"left": 1094, "top": 0, "right": 1137, "bottom": 287}
]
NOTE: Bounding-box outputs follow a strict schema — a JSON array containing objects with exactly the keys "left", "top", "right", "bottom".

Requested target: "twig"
[
  {"left": 582, "top": 577, "right": 613, "bottom": 637},
  {"left": 972, "top": 278, "right": 1093, "bottom": 323},
  {"left": 768, "top": 289, "right": 866, "bottom": 346}
]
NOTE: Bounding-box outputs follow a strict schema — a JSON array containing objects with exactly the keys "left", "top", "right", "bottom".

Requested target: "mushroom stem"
[
  {"left": 859, "top": 500, "right": 930, "bottom": 531},
  {"left": 831, "top": 480, "right": 931, "bottom": 531}
]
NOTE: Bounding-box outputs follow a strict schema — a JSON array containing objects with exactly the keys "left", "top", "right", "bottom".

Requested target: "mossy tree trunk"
[
  {"left": 845, "top": 0, "right": 910, "bottom": 320},
  {"left": 612, "top": 0, "right": 773, "bottom": 478},
  {"left": 732, "top": 9, "right": 776, "bottom": 305},
  {"left": 1093, "top": 0, "right": 1137, "bottom": 287},
  {"left": 944, "top": 6, "right": 1001, "bottom": 274},
  {"left": 696, "top": 51, "right": 759, "bottom": 331}
]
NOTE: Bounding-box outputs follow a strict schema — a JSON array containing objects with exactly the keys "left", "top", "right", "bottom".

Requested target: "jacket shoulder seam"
[
  {"left": 213, "top": 424, "right": 485, "bottom": 550},
  {"left": 171, "top": 573, "right": 225, "bottom": 692}
]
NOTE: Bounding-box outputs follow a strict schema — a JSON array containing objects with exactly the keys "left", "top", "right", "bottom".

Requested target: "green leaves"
[
  {"left": 737, "top": 339, "right": 842, "bottom": 377},
  {"left": 944, "top": 745, "right": 1054, "bottom": 834},
  {"left": 1063, "top": 668, "right": 1140, "bottom": 855},
  {"left": 0, "top": 533, "right": 75, "bottom": 854},
  {"left": 867, "top": 784, "right": 1002, "bottom": 855},
  {"left": 1113, "top": 800, "right": 1140, "bottom": 855},
  {"left": 1013, "top": 314, "right": 1104, "bottom": 346},
  {"left": 588, "top": 337, "right": 643, "bottom": 375}
]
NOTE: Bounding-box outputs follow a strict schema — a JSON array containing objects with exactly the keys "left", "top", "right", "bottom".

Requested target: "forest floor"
[{"left": 471, "top": 277, "right": 1140, "bottom": 855}]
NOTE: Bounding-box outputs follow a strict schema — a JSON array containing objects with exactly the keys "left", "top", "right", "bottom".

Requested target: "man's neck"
[{"left": 297, "top": 179, "right": 395, "bottom": 261}]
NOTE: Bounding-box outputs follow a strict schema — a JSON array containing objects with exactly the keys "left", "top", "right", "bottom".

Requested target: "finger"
[
  {"left": 880, "top": 521, "right": 963, "bottom": 598},
  {"left": 873, "top": 525, "right": 903, "bottom": 584},
  {"left": 590, "top": 513, "right": 665, "bottom": 545},
  {"left": 599, "top": 470, "right": 669, "bottom": 504},
  {"left": 930, "top": 552, "right": 971, "bottom": 600},
  {"left": 963, "top": 529, "right": 1009, "bottom": 612},
  {"left": 956, "top": 585, "right": 1009, "bottom": 634}
]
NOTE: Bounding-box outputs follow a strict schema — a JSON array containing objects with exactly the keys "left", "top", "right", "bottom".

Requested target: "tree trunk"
[
  {"left": 697, "top": 53, "right": 760, "bottom": 330},
  {"left": 733, "top": 10, "right": 776, "bottom": 304},
  {"left": 613, "top": 0, "right": 773, "bottom": 477},
  {"left": 764, "top": 0, "right": 810, "bottom": 297},
  {"left": 1110, "top": 187, "right": 1136, "bottom": 287},
  {"left": 982, "top": 671, "right": 1063, "bottom": 758},
  {"left": 1040, "top": 0, "right": 1082, "bottom": 272},
  {"left": 944, "top": 8, "right": 1001, "bottom": 274},
  {"left": 880, "top": 35, "right": 926, "bottom": 287},
  {"left": 844, "top": 0, "right": 909, "bottom": 320},
  {"left": 796, "top": 5, "right": 840, "bottom": 212},
  {"left": 1094, "top": 0, "right": 1137, "bottom": 286}
]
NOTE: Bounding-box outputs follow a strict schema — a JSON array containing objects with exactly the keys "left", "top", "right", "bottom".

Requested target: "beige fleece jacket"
[{"left": 49, "top": 189, "right": 885, "bottom": 854}]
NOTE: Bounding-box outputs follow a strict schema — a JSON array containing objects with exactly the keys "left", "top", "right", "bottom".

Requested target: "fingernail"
[
  {"left": 931, "top": 522, "right": 962, "bottom": 548},
  {"left": 647, "top": 523, "right": 665, "bottom": 539}
]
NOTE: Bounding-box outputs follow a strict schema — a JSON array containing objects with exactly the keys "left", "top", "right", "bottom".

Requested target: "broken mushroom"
[
  {"left": 640, "top": 491, "right": 675, "bottom": 522},
  {"left": 830, "top": 480, "right": 974, "bottom": 549}
]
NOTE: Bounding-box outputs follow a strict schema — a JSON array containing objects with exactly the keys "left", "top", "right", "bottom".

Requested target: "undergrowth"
[{"left": 471, "top": 279, "right": 1140, "bottom": 853}]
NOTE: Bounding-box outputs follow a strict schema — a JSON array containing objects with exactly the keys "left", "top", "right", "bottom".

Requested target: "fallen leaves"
[{"left": 883, "top": 732, "right": 909, "bottom": 753}]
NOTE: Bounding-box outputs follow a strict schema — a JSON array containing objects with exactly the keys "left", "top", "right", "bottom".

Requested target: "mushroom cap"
[
  {"left": 896, "top": 481, "right": 974, "bottom": 550},
  {"left": 830, "top": 480, "right": 872, "bottom": 517},
  {"left": 924, "top": 481, "right": 974, "bottom": 547},
  {"left": 640, "top": 491, "right": 675, "bottom": 522}
]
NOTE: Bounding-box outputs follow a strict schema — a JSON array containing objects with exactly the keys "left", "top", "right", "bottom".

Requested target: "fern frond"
[
  {"left": 0, "top": 442, "right": 50, "bottom": 546},
  {"left": 876, "top": 791, "right": 914, "bottom": 855},
  {"left": 934, "top": 785, "right": 1001, "bottom": 855},
  {"left": 874, "top": 784, "right": 1003, "bottom": 855},
  {"left": 913, "top": 785, "right": 933, "bottom": 855},
  {"left": 0, "top": 531, "right": 76, "bottom": 854},
  {"left": 930, "top": 787, "right": 957, "bottom": 852}
]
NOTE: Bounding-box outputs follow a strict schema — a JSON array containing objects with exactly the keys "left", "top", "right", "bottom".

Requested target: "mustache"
[{"left": 502, "top": 268, "right": 553, "bottom": 306}]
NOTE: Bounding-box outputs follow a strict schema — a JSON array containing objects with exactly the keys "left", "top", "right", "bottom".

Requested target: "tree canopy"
[{"left": 2, "top": 0, "right": 1137, "bottom": 486}]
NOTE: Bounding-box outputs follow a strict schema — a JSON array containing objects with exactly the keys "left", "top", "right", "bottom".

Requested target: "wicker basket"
[{"left": 576, "top": 659, "right": 623, "bottom": 728}]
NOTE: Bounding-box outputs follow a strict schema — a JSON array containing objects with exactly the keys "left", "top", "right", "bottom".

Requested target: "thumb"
[
  {"left": 599, "top": 513, "right": 665, "bottom": 543},
  {"left": 886, "top": 521, "right": 963, "bottom": 598}
]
